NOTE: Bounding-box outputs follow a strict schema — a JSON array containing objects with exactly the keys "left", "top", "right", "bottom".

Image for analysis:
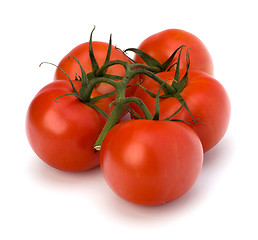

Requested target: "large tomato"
[
  {"left": 135, "top": 29, "right": 214, "bottom": 77},
  {"left": 131, "top": 70, "right": 230, "bottom": 152},
  {"left": 26, "top": 80, "right": 112, "bottom": 171},
  {"left": 100, "top": 120, "right": 203, "bottom": 206},
  {"left": 54, "top": 41, "right": 138, "bottom": 97}
]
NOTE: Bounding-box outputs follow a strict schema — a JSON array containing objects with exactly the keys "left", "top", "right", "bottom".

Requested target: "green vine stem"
[
  {"left": 95, "top": 60, "right": 177, "bottom": 95},
  {"left": 128, "top": 68, "right": 176, "bottom": 95},
  {"left": 41, "top": 29, "right": 196, "bottom": 152},
  {"left": 93, "top": 97, "right": 153, "bottom": 151},
  {"left": 92, "top": 62, "right": 157, "bottom": 151},
  {"left": 90, "top": 57, "right": 195, "bottom": 151},
  {"left": 80, "top": 76, "right": 119, "bottom": 102}
]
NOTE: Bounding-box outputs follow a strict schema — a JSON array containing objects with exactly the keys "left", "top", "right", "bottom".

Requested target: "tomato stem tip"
[{"left": 94, "top": 145, "right": 101, "bottom": 152}]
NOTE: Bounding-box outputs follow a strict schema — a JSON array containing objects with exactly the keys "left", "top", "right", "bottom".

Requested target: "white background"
[{"left": 1, "top": 0, "right": 257, "bottom": 239}]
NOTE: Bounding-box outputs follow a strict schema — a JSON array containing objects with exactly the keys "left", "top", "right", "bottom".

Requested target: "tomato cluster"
[{"left": 26, "top": 28, "right": 230, "bottom": 206}]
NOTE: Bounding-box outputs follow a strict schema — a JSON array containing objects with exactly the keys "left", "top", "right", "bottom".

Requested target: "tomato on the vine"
[
  {"left": 26, "top": 80, "right": 112, "bottom": 171},
  {"left": 134, "top": 29, "right": 214, "bottom": 77},
  {"left": 131, "top": 70, "right": 230, "bottom": 152},
  {"left": 100, "top": 120, "right": 203, "bottom": 206},
  {"left": 54, "top": 41, "right": 138, "bottom": 97}
]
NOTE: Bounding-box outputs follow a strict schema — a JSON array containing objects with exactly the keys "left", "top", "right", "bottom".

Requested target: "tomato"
[
  {"left": 100, "top": 120, "right": 203, "bottom": 206},
  {"left": 135, "top": 29, "right": 214, "bottom": 78},
  {"left": 54, "top": 41, "right": 138, "bottom": 97},
  {"left": 26, "top": 80, "right": 111, "bottom": 171},
  {"left": 131, "top": 70, "right": 230, "bottom": 153}
]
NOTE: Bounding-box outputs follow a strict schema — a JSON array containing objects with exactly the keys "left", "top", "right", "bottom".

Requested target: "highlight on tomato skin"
[{"left": 100, "top": 120, "right": 203, "bottom": 206}]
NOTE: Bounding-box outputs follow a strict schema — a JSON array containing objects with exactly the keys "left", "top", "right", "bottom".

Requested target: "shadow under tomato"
[
  {"left": 202, "top": 134, "right": 234, "bottom": 171},
  {"left": 95, "top": 178, "right": 204, "bottom": 224},
  {"left": 28, "top": 155, "right": 103, "bottom": 192}
]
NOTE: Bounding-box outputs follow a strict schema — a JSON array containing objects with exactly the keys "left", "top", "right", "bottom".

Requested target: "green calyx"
[
  {"left": 77, "top": 26, "right": 123, "bottom": 82},
  {"left": 125, "top": 44, "right": 185, "bottom": 73},
  {"left": 133, "top": 47, "right": 198, "bottom": 124}
]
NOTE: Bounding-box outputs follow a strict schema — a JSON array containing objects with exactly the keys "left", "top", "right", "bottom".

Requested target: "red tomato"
[
  {"left": 100, "top": 120, "right": 203, "bottom": 206},
  {"left": 26, "top": 80, "right": 111, "bottom": 171},
  {"left": 135, "top": 29, "right": 214, "bottom": 77},
  {"left": 54, "top": 41, "right": 138, "bottom": 97},
  {"left": 132, "top": 70, "right": 230, "bottom": 152}
]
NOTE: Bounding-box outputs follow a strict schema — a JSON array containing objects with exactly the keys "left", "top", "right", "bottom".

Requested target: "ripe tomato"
[
  {"left": 100, "top": 120, "right": 203, "bottom": 206},
  {"left": 26, "top": 80, "right": 111, "bottom": 171},
  {"left": 132, "top": 70, "right": 231, "bottom": 153},
  {"left": 135, "top": 29, "right": 214, "bottom": 77},
  {"left": 54, "top": 41, "right": 138, "bottom": 97}
]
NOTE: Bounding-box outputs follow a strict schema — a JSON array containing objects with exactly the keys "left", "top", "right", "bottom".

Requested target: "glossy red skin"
[
  {"left": 54, "top": 41, "right": 138, "bottom": 97},
  {"left": 100, "top": 120, "right": 203, "bottom": 206},
  {"left": 26, "top": 80, "right": 111, "bottom": 171},
  {"left": 135, "top": 29, "right": 214, "bottom": 78},
  {"left": 132, "top": 70, "right": 231, "bottom": 152}
]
